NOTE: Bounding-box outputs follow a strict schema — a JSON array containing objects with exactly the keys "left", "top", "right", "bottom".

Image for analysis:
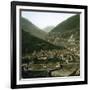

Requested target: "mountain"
[
  {"left": 51, "top": 14, "right": 80, "bottom": 33},
  {"left": 46, "top": 14, "right": 80, "bottom": 47},
  {"left": 43, "top": 26, "right": 55, "bottom": 32},
  {"left": 22, "top": 30, "right": 62, "bottom": 55},
  {"left": 21, "top": 17, "right": 47, "bottom": 40}
]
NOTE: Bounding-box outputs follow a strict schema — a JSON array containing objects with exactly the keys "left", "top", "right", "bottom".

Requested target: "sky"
[{"left": 21, "top": 11, "right": 76, "bottom": 31}]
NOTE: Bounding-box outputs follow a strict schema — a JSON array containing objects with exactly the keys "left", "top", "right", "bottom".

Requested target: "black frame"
[{"left": 11, "top": 1, "right": 88, "bottom": 89}]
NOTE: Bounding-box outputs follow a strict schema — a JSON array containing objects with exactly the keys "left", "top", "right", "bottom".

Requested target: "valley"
[{"left": 21, "top": 14, "right": 80, "bottom": 78}]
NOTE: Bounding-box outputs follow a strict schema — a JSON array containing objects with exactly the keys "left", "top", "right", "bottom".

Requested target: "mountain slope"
[
  {"left": 22, "top": 30, "right": 62, "bottom": 55},
  {"left": 21, "top": 17, "right": 47, "bottom": 40},
  {"left": 51, "top": 14, "right": 80, "bottom": 33}
]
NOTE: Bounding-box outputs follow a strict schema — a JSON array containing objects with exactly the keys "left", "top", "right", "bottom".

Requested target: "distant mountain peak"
[{"left": 43, "top": 26, "right": 55, "bottom": 32}]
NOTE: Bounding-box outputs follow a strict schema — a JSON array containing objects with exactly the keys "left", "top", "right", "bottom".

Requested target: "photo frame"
[{"left": 11, "top": 1, "right": 88, "bottom": 89}]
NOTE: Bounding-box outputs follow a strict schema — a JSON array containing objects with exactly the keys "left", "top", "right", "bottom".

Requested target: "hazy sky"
[{"left": 22, "top": 11, "right": 76, "bottom": 30}]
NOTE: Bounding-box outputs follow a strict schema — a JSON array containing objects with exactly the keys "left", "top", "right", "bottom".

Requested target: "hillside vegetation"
[
  {"left": 22, "top": 30, "right": 62, "bottom": 55},
  {"left": 21, "top": 17, "right": 47, "bottom": 40},
  {"left": 51, "top": 15, "right": 80, "bottom": 33}
]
